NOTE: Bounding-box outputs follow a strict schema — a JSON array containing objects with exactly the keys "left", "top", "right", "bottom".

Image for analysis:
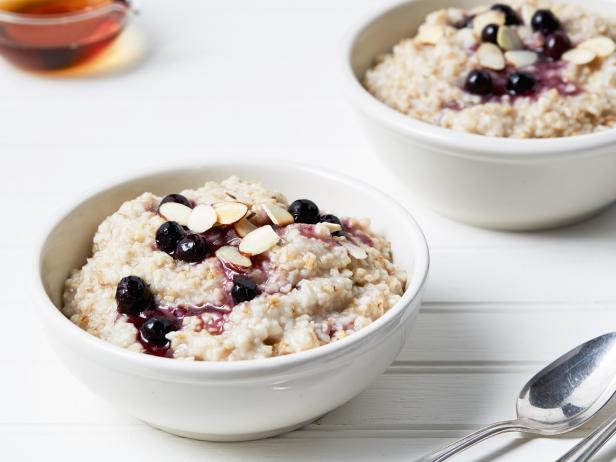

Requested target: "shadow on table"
[{"left": 513, "top": 201, "right": 616, "bottom": 243}]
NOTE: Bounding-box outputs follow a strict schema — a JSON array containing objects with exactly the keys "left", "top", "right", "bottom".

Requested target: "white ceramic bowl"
[
  {"left": 341, "top": 0, "right": 616, "bottom": 231},
  {"left": 33, "top": 162, "right": 429, "bottom": 441}
]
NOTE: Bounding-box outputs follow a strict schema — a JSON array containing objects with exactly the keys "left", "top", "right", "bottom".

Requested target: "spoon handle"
[
  {"left": 415, "top": 420, "right": 526, "bottom": 462},
  {"left": 555, "top": 415, "right": 616, "bottom": 462}
]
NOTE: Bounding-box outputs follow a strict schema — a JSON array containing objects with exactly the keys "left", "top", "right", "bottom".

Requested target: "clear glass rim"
[{"left": 0, "top": 1, "right": 132, "bottom": 25}]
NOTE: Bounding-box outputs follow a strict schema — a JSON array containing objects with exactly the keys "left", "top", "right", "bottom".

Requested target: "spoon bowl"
[
  {"left": 517, "top": 332, "right": 616, "bottom": 435},
  {"left": 418, "top": 332, "right": 616, "bottom": 462}
]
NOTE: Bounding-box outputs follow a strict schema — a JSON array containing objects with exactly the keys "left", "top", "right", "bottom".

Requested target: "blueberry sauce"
[
  {"left": 218, "top": 255, "right": 270, "bottom": 285},
  {"left": 216, "top": 255, "right": 271, "bottom": 306},
  {"left": 202, "top": 226, "right": 241, "bottom": 251},
  {"left": 136, "top": 202, "right": 359, "bottom": 358},
  {"left": 167, "top": 304, "right": 232, "bottom": 336},
  {"left": 342, "top": 219, "right": 375, "bottom": 247},
  {"left": 442, "top": 101, "right": 465, "bottom": 111},
  {"left": 123, "top": 303, "right": 233, "bottom": 357},
  {"left": 296, "top": 223, "right": 337, "bottom": 245},
  {"left": 449, "top": 60, "right": 581, "bottom": 111},
  {"left": 295, "top": 220, "right": 375, "bottom": 249},
  {"left": 139, "top": 221, "right": 268, "bottom": 357},
  {"left": 531, "top": 60, "right": 581, "bottom": 97},
  {"left": 493, "top": 61, "right": 581, "bottom": 100}
]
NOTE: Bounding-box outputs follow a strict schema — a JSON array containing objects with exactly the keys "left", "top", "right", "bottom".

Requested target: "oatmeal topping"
[
  {"left": 159, "top": 201, "right": 192, "bottom": 226},
  {"left": 215, "top": 245, "right": 252, "bottom": 268},
  {"left": 505, "top": 49, "right": 539, "bottom": 67},
  {"left": 478, "top": 42, "right": 506, "bottom": 70},
  {"left": 234, "top": 217, "right": 257, "bottom": 237},
  {"left": 365, "top": 0, "right": 616, "bottom": 138},
  {"left": 261, "top": 202, "right": 294, "bottom": 226},
  {"left": 187, "top": 204, "right": 217, "bottom": 233},
  {"left": 62, "top": 177, "right": 406, "bottom": 361},
  {"left": 562, "top": 47, "right": 597, "bottom": 65},
  {"left": 238, "top": 224, "right": 280, "bottom": 256},
  {"left": 212, "top": 201, "right": 248, "bottom": 225},
  {"left": 579, "top": 36, "right": 616, "bottom": 57}
]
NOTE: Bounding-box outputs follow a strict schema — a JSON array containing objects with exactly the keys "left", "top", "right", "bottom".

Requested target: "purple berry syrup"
[
  {"left": 448, "top": 59, "right": 581, "bottom": 112},
  {"left": 124, "top": 304, "right": 231, "bottom": 357}
]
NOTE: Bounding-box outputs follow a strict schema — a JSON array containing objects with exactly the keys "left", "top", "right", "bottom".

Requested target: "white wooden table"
[{"left": 2, "top": 0, "right": 616, "bottom": 460}]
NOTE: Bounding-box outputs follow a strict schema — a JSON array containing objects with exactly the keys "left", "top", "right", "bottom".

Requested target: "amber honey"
[{"left": 0, "top": 0, "right": 130, "bottom": 71}]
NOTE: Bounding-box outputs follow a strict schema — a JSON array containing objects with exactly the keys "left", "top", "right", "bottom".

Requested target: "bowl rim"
[
  {"left": 0, "top": 0, "right": 131, "bottom": 25},
  {"left": 33, "top": 160, "right": 430, "bottom": 378},
  {"left": 339, "top": 0, "right": 616, "bottom": 160}
]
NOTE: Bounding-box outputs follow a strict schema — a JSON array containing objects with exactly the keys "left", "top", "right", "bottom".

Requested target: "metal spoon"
[{"left": 416, "top": 332, "right": 616, "bottom": 462}]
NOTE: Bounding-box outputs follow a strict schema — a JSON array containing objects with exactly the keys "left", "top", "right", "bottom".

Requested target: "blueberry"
[
  {"left": 320, "top": 214, "right": 344, "bottom": 236},
  {"left": 543, "top": 31, "right": 571, "bottom": 60},
  {"left": 490, "top": 4, "right": 521, "bottom": 25},
  {"left": 231, "top": 275, "right": 258, "bottom": 304},
  {"left": 531, "top": 9, "right": 561, "bottom": 35},
  {"left": 116, "top": 276, "right": 153, "bottom": 315},
  {"left": 175, "top": 234, "right": 211, "bottom": 263},
  {"left": 159, "top": 194, "right": 192, "bottom": 210},
  {"left": 156, "top": 221, "right": 185, "bottom": 254},
  {"left": 506, "top": 71, "right": 536, "bottom": 95},
  {"left": 481, "top": 24, "right": 499, "bottom": 44},
  {"left": 464, "top": 70, "right": 493, "bottom": 95},
  {"left": 140, "top": 316, "right": 178, "bottom": 347},
  {"left": 288, "top": 199, "right": 320, "bottom": 224}
]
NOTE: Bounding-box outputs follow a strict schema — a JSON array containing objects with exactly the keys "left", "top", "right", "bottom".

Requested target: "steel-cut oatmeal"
[
  {"left": 364, "top": 0, "right": 616, "bottom": 138},
  {"left": 62, "top": 177, "right": 406, "bottom": 361}
]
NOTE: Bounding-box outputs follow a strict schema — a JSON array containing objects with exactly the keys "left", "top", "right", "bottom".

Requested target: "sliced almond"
[
  {"left": 321, "top": 222, "right": 342, "bottom": 234},
  {"left": 261, "top": 203, "right": 294, "bottom": 226},
  {"left": 505, "top": 50, "right": 538, "bottom": 68},
  {"left": 187, "top": 204, "right": 217, "bottom": 233},
  {"left": 416, "top": 25, "right": 444, "bottom": 45},
  {"left": 213, "top": 201, "right": 248, "bottom": 225},
  {"left": 497, "top": 26, "right": 523, "bottom": 51},
  {"left": 159, "top": 202, "right": 192, "bottom": 226},
  {"left": 521, "top": 5, "right": 536, "bottom": 25},
  {"left": 341, "top": 241, "right": 367, "bottom": 260},
  {"left": 579, "top": 36, "right": 616, "bottom": 58},
  {"left": 234, "top": 217, "right": 257, "bottom": 237},
  {"left": 477, "top": 42, "right": 506, "bottom": 70},
  {"left": 239, "top": 225, "right": 280, "bottom": 256},
  {"left": 562, "top": 48, "right": 597, "bottom": 65},
  {"left": 215, "top": 246, "right": 252, "bottom": 267},
  {"left": 472, "top": 10, "right": 505, "bottom": 36}
]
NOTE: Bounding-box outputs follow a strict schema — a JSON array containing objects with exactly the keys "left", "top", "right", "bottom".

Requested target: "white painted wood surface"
[{"left": 2, "top": 0, "right": 616, "bottom": 460}]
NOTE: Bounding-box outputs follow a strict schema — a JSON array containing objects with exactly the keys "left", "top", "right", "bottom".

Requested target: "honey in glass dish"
[{"left": 0, "top": 0, "right": 131, "bottom": 71}]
